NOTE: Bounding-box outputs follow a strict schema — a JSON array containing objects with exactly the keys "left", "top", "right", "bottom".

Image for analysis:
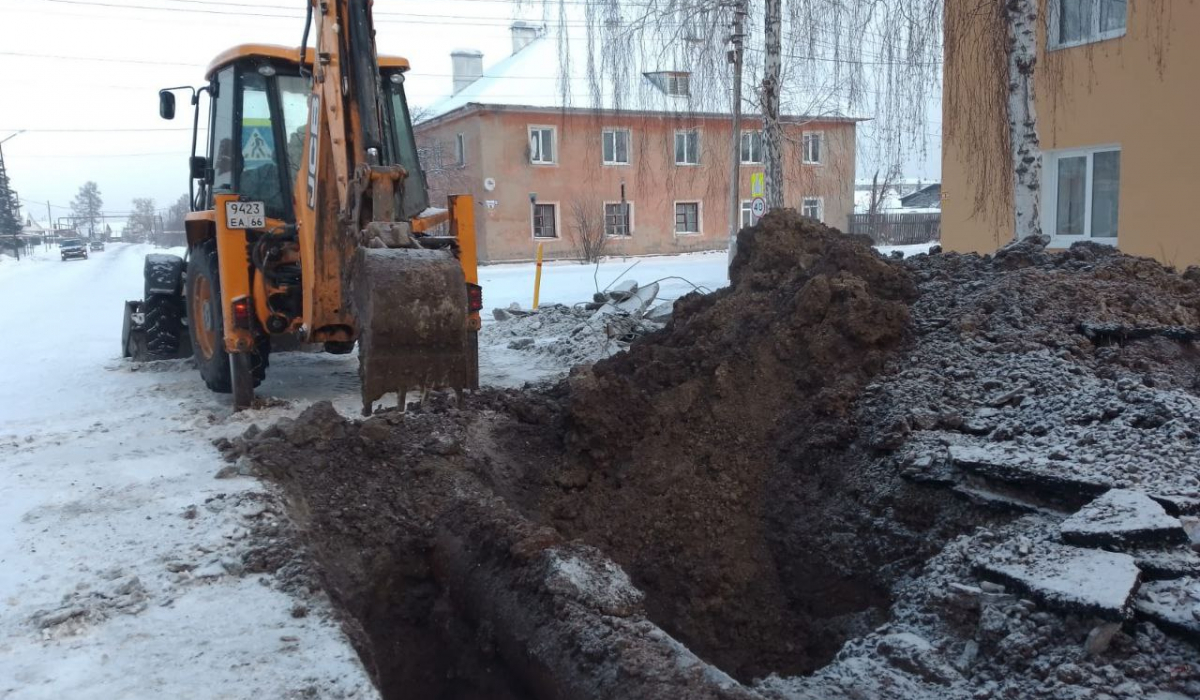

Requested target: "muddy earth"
[{"left": 224, "top": 211, "right": 1200, "bottom": 699}]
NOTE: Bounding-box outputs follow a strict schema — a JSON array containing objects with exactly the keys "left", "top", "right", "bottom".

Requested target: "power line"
[
  {"left": 0, "top": 127, "right": 196, "bottom": 132},
  {"left": 0, "top": 50, "right": 203, "bottom": 67},
  {"left": 12, "top": 151, "right": 181, "bottom": 158}
]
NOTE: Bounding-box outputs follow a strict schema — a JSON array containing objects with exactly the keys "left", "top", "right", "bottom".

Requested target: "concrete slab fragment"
[
  {"left": 949, "top": 445, "right": 1113, "bottom": 509},
  {"left": 1061, "top": 489, "right": 1187, "bottom": 548},
  {"left": 1134, "top": 578, "right": 1200, "bottom": 643},
  {"left": 976, "top": 539, "right": 1141, "bottom": 621}
]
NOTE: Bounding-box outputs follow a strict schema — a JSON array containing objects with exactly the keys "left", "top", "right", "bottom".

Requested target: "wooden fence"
[{"left": 847, "top": 212, "right": 941, "bottom": 246}]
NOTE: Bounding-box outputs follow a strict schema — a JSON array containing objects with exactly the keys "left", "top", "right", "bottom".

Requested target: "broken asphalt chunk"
[
  {"left": 1134, "top": 578, "right": 1200, "bottom": 643},
  {"left": 1061, "top": 489, "right": 1188, "bottom": 549},
  {"left": 975, "top": 539, "right": 1141, "bottom": 621}
]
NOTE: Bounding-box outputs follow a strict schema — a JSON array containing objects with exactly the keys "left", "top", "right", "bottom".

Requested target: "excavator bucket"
[{"left": 353, "top": 247, "right": 470, "bottom": 415}]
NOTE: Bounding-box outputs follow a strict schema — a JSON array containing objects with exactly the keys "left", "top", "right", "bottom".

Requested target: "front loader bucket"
[{"left": 353, "top": 247, "right": 470, "bottom": 415}]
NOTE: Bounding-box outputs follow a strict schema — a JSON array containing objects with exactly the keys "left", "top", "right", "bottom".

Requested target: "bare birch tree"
[
  {"left": 540, "top": 0, "right": 943, "bottom": 214},
  {"left": 762, "top": 0, "right": 785, "bottom": 209},
  {"left": 1007, "top": 0, "right": 1041, "bottom": 239}
]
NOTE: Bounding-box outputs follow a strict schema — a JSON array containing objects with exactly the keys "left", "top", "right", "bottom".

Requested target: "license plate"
[{"left": 225, "top": 201, "right": 265, "bottom": 229}]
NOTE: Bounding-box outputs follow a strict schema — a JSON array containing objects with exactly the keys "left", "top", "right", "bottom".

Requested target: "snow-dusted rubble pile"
[
  {"left": 763, "top": 518, "right": 1200, "bottom": 700},
  {"left": 760, "top": 236, "right": 1200, "bottom": 699},
  {"left": 481, "top": 281, "right": 672, "bottom": 371}
]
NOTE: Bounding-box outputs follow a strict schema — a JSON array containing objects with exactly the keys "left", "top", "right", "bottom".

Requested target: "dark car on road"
[
  {"left": 60, "top": 239, "right": 88, "bottom": 261},
  {"left": 89, "top": 240, "right": 105, "bottom": 252}
]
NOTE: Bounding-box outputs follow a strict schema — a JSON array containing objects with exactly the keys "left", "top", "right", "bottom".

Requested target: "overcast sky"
[{"left": 0, "top": 0, "right": 940, "bottom": 228}]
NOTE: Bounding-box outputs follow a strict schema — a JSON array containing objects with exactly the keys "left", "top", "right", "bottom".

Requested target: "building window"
[
  {"left": 529, "top": 126, "right": 555, "bottom": 164},
  {"left": 454, "top": 133, "right": 465, "bottom": 166},
  {"left": 666, "top": 74, "right": 690, "bottom": 96},
  {"left": 533, "top": 202, "right": 558, "bottom": 238},
  {"left": 802, "top": 197, "right": 823, "bottom": 222},
  {"left": 740, "top": 131, "right": 762, "bottom": 164},
  {"left": 1043, "top": 146, "right": 1120, "bottom": 242},
  {"left": 802, "top": 132, "right": 823, "bottom": 165},
  {"left": 1050, "top": 0, "right": 1127, "bottom": 49},
  {"left": 602, "top": 129, "right": 630, "bottom": 165},
  {"left": 741, "top": 200, "right": 754, "bottom": 228},
  {"left": 675, "top": 129, "right": 699, "bottom": 165},
  {"left": 645, "top": 71, "right": 691, "bottom": 97},
  {"left": 675, "top": 202, "right": 701, "bottom": 235},
  {"left": 604, "top": 202, "right": 633, "bottom": 237}
]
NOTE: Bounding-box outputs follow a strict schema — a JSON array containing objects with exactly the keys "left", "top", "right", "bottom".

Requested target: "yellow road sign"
[{"left": 751, "top": 172, "right": 764, "bottom": 198}]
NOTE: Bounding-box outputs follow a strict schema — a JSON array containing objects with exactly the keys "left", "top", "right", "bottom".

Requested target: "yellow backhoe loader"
[{"left": 121, "top": 1, "right": 481, "bottom": 414}]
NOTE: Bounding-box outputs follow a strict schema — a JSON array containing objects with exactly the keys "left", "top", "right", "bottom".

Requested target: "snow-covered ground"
[{"left": 0, "top": 244, "right": 374, "bottom": 699}]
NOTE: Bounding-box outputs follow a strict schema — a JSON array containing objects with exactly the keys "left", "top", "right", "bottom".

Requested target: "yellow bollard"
[{"left": 532, "top": 242, "right": 544, "bottom": 310}]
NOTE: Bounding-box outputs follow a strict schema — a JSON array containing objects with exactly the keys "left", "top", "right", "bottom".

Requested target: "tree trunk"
[
  {"left": 1007, "top": 0, "right": 1042, "bottom": 239},
  {"left": 762, "top": 0, "right": 784, "bottom": 211}
]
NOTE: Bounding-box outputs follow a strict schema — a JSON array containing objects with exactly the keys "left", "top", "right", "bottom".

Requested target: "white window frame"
[
  {"left": 801, "top": 196, "right": 824, "bottom": 222},
  {"left": 528, "top": 125, "right": 556, "bottom": 165},
  {"left": 454, "top": 132, "right": 466, "bottom": 167},
  {"left": 1040, "top": 144, "right": 1121, "bottom": 248},
  {"left": 1048, "top": 0, "right": 1127, "bottom": 51},
  {"left": 602, "top": 128, "right": 631, "bottom": 166},
  {"left": 741, "top": 200, "right": 754, "bottom": 228},
  {"left": 673, "top": 200, "right": 702, "bottom": 236},
  {"left": 603, "top": 201, "right": 635, "bottom": 237},
  {"left": 531, "top": 201, "right": 560, "bottom": 239},
  {"left": 802, "top": 131, "right": 824, "bottom": 165},
  {"left": 666, "top": 73, "right": 690, "bottom": 97},
  {"left": 674, "top": 129, "right": 700, "bottom": 166},
  {"left": 740, "top": 130, "right": 763, "bottom": 164}
]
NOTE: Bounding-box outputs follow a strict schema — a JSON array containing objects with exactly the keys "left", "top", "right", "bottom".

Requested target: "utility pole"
[{"left": 726, "top": 0, "right": 748, "bottom": 271}]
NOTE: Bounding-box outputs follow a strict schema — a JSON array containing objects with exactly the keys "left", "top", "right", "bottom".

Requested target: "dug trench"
[
  {"left": 222, "top": 211, "right": 1200, "bottom": 698},
  {"left": 224, "top": 212, "right": 1009, "bottom": 698}
]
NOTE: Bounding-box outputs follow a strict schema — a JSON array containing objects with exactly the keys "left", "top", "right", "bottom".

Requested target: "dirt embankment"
[
  {"left": 226, "top": 215, "right": 1200, "bottom": 700},
  {"left": 535, "top": 212, "right": 979, "bottom": 679}
]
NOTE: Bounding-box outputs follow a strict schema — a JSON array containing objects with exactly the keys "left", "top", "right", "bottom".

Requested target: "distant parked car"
[
  {"left": 89, "top": 240, "right": 105, "bottom": 252},
  {"left": 60, "top": 239, "right": 88, "bottom": 261}
]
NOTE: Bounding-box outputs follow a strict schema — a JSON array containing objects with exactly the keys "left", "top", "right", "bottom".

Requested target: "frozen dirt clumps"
[{"left": 237, "top": 218, "right": 1200, "bottom": 700}]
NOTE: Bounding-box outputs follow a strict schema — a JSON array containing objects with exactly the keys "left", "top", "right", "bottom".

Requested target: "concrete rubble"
[
  {"left": 481, "top": 280, "right": 674, "bottom": 372},
  {"left": 1061, "top": 489, "right": 1187, "bottom": 548}
]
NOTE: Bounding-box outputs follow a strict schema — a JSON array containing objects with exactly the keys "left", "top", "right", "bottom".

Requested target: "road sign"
[
  {"left": 750, "top": 197, "right": 766, "bottom": 223},
  {"left": 750, "top": 172, "right": 764, "bottom": 198}
]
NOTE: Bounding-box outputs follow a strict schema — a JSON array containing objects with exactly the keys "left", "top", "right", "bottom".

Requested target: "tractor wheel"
[
  {"left": 186, "top": 240, "right": 268, "bottom": 393},
  {"left": 142, "top": 255, "right": 185, "bottom": 360}
]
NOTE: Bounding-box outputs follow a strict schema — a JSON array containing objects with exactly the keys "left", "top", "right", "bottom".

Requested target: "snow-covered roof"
[
  {"left": 21, "top": 219, "right": 48, "bottom": 234},
  {"left": 422, "top": 27, "right": 866, "bottom": 125}
]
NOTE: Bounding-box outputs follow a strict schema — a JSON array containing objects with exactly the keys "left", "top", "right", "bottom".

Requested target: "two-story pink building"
[{"left": 415, "top": 24, "right": 861, "bottom": 263}]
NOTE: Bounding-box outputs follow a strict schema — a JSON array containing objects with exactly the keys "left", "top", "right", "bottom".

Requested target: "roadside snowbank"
[{"left": 0, "top": 244, "right": 376, "bottom": 699}]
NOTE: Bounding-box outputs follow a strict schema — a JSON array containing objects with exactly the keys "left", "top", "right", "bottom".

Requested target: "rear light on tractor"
[
  {"left": 466, "top": 283, "right": 483, "bottom": 313},
  {"left": 231, "top": 296, "right": 253, "bottom": 329}
]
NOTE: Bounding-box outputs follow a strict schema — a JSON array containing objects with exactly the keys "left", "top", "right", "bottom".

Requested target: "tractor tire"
[
  {"left": 142, "top": 255, "right": 186, "bottom": 360},
  {"left": 186, "top": 240, "right": 268, "bottom": 393}
]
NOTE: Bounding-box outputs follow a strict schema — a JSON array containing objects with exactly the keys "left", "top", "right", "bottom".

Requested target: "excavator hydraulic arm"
[{"left": 299, "top": 0, "right": 472, "bottom": 414}]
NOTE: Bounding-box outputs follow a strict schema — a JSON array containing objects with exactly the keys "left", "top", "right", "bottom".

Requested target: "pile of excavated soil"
[
  {"left": 230, "top": 215, "right": 1200, "bottom": 700},
  {"left": 534, "top": 211, "right": 993, "bottom": 679}
]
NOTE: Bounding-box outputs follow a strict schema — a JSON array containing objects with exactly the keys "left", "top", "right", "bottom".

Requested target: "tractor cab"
[{"left": 159, "top": 44, "right": 428, "bottom": 223}]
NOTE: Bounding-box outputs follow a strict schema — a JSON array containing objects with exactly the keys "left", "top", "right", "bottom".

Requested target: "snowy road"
[{"left": 0, "top": 244, "right": 375, "bottom": 699}]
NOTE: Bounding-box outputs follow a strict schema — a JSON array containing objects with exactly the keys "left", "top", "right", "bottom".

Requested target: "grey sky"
[{"left": 0, "top": 0, "right": 940, "bottom": 229}]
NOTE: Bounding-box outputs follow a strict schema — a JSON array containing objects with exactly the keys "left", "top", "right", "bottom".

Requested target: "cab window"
[
  {"left": 239, "top": 71, "right": 287, "bottom": 219},
  {"left": 278, "top": 75, "right": 310, "bottom": 196},
  {"left": 209, "top": 67, "right": 236, "bottom": 200},
  {"left": 385, "top": 75, "right": 430, "bottom": 219}
]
